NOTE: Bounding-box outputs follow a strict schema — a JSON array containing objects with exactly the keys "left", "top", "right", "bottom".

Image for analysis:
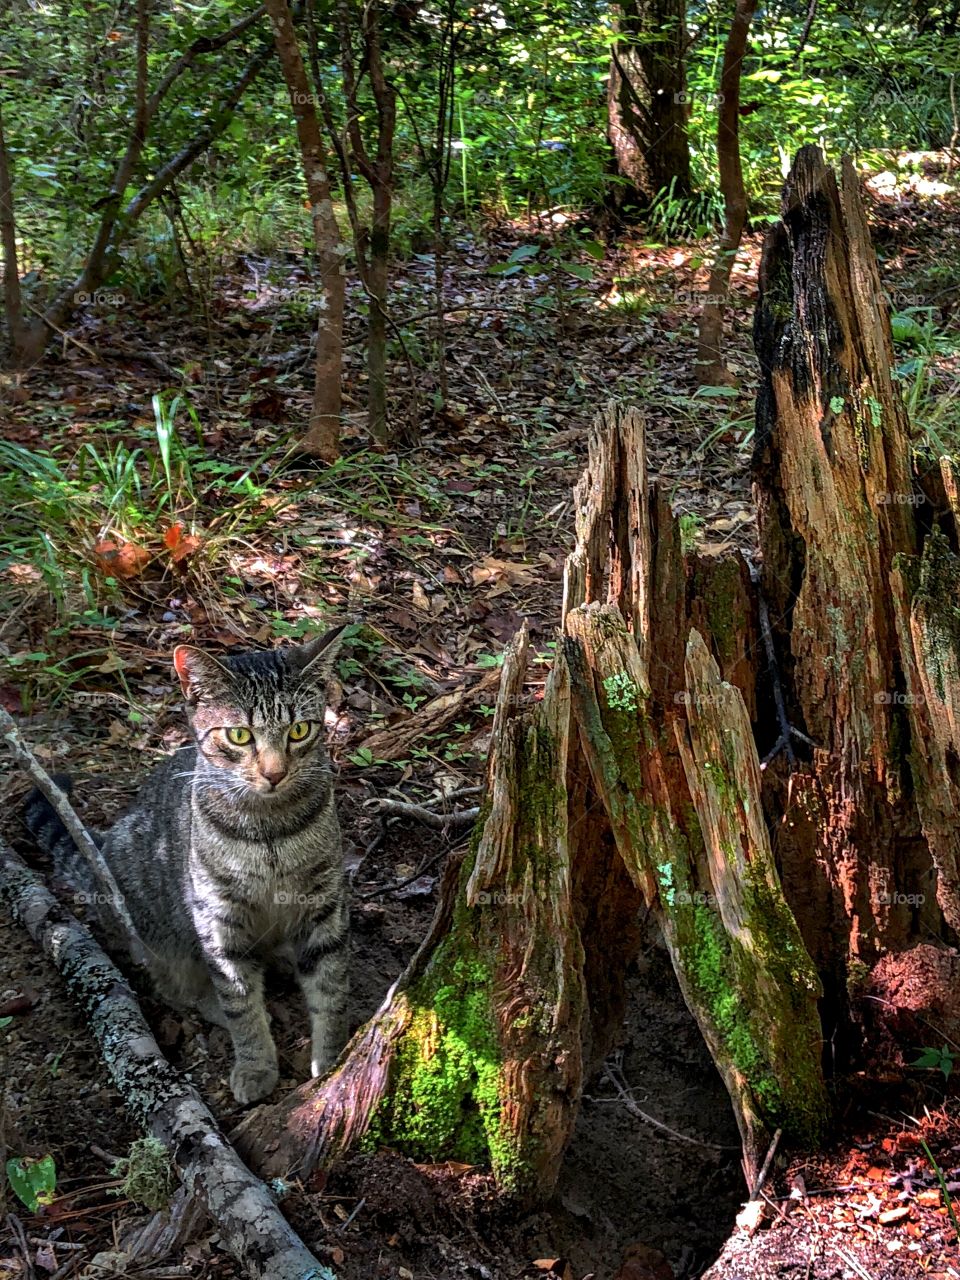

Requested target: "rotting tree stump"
[
  {"left": 236, "top": 407, "right": 826, "bottom": 1196},
  {"left": 237, "top": 149, "right": 960, "bottom": 1207},
  {"left": 753, "top": 146, "right": 958, "bottom": 1058}
]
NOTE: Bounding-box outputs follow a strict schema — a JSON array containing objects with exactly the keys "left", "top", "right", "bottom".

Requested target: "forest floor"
[{"left": 2, "top": 162, "right": 960, "bottom": 1280}]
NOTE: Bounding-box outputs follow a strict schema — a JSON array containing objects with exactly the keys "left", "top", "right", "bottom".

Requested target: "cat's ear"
[
  {"left": 173, "top": 645, "right": 231, "bottom": 704},
  {"left": 292, "top": 624, "right": 348, "bottom": 684}
]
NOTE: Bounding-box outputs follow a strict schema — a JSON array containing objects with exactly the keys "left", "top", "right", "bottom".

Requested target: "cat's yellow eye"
[
  {"left": 226, "top": 726, "right": 253, "bottom": 746},
  {"left": 288, "top": 720, "right": 311, "bottom": 743}
]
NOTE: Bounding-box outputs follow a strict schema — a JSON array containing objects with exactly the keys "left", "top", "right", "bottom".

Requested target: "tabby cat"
[{"left": 25, "top": 627, "right": 350, "bottom": 1104}]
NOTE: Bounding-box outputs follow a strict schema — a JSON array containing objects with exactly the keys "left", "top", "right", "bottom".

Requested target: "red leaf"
[
  {"left": 170, "top": 533, "right": 202, "bottom": 564},
  {"left": 93, "top": 539, "right": 150, "bottom": 579}
]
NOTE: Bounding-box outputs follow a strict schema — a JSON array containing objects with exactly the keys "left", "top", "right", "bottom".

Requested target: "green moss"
[
  {"left": 365, "top": 945, "right": 520, "bottom": 1179},
  {"left": 364, "top": 712, "right": 571, "bottom": 1192},
  {"left": 110, "top": 1137, "right": 174, "bottom": 1212},
  {"left": 603, "top": 670, "right": 640, "bottom": 714},
  {"left": 658, "top": 832, "right": 826, "bottom": 1147}
]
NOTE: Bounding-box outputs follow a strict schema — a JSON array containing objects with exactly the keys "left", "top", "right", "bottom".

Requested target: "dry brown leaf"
[
  {"left": 94, "top": 538, "right": 150, "bottom": 578},
  {"left": 471, "top": 555, "right": 535, "bottom": 591}
]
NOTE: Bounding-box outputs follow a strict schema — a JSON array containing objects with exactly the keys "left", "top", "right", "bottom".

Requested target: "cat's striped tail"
[{"left": 23, "top": 776, "right": 98, "bottom": 899}]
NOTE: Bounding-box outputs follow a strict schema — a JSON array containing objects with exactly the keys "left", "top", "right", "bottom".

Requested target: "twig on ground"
[
  {"left": 0, "top": 705, "right": 147, "bottom": 968},
  {"left": 601, "top": 1061, "right": 739, "bottom": 1152},
  {"left": 364, "top": 797, "right": 480, "bottom": 830},
  {"left": 7, "top": 1214, "right": 35, "bottom": 1280},
  {"left": 749, "top": 1126, "right": 782, "bottom": 1199},
  {"left": 0, "top": 843, "right": 337, "bottom": 1280},
  {"left": 357, "top": 845, "right": 455, "bottom": 900}
]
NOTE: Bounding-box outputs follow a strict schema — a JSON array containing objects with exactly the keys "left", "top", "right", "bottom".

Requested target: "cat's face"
[{"left": 172, "top": 628, "right": 345, "bottom": 799}]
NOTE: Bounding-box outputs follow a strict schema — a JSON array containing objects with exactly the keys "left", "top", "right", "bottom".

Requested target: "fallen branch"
[
  {"left": 0, "top": 845, "right": 336, "bottom": 1280},
  {"left": 364, "top": 797, "right": 480, "bottom": 829},
  {"left": 353, "top": 667, "right": 501, "bottom": 763},
  {"left": 0, "top": 705, "right": 147, "bottom": 967}
]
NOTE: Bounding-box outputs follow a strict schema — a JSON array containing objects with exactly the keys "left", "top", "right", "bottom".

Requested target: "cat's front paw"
[{"left": 230, "top": 1060, "right": 279, "bottom": 1104}]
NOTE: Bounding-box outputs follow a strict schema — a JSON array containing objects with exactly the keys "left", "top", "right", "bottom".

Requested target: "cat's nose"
[{"left": 259, "top": 754, "right": 288, "bottom": 788}]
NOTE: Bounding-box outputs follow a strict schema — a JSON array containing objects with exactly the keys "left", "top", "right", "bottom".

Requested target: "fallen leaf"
[
  {"left": 396, "top": 875, "right": 437, "bottom": 900},
  {"left": 735, "top": 1198, "right": 765, "bottom": 1233},
  {"left": 94, "top": 538, "right": 150, "bottom": 579},
  {"left": 471, "top": 555, "right": 535, "bottom": 592},
  {"left": 879, "top": 1206, "right": 910, "bottom": 1225},
  {"left": 0, "top": 987, "right": 40, "bottom": 1017}
]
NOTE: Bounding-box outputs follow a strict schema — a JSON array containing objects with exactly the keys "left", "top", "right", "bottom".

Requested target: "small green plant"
[
  {"left": 912, "top": 1043, "right": 958, "bottom": 1082},
  {"left": 918, "top": 1134, "right": 960, "bottom": 1239},
  {"left": 347, "top": 745, "right": 391, "bottom": 769},
  {"left": 603, "top": 670, "right": 639, "bottom": 714},
  {"left": 6, "top": 1154, "right": 57, "bottom": 1212},
  {"left": 646, "top": 179, "right": 724, "bottom": 241},
  {"left": 110, "top": 1137, "right": 175, "bottom": 1211},
  {"left": 679, "top": 512, "right": 705, "bottom": 554}
]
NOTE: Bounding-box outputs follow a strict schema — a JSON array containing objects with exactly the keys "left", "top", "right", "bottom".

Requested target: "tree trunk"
[
  {"left": 752, "top": 146, "right": 955, "bottom": 1060},
  {"left": 694, "top": 0, "right": 757, "bottom": 384},
  {"left": 606, "top": 0, "right": 692, "bottom": 210},
  {"left": 265, "top": 0, "right": 345, "bottom": 461},
  {"left": 335, "top": 0, "right": 395, "bottom": 446},
  {"left": 0, "top": 101, "right": 32, "bottom": 364}
]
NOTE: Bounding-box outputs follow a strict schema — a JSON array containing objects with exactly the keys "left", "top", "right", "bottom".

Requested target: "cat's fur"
[{"left": 24, "top": 628, "right": 350, "bottom": 1104}]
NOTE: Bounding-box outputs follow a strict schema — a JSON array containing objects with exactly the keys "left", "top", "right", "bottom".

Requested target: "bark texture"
[
  {"left": 0, "top": 846, "right": 335, "bottom": 1280},
  {"left": 695, "top": 0, "right": 757, "bottom": 383},
  {"left": 265, "top": 0, "right": 345, "bottom": 460},
  {"left": 751, "top": 147, "right": 957, "bottom": 1059},
  {"left": 606, "top": 0, "right": 691, "bottom": 208}
]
